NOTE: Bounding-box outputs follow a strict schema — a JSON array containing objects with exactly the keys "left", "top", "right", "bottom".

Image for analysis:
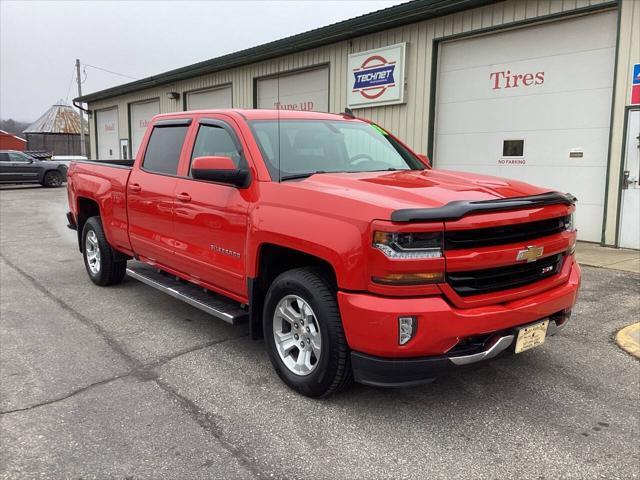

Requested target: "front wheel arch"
[{"left": 248, "top": 244, "right": 338, "bottom": 340}]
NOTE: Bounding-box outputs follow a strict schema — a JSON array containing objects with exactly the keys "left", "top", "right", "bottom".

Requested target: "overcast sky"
[{"left": 0, "top": 0, "right": 405, "bottom": 121}]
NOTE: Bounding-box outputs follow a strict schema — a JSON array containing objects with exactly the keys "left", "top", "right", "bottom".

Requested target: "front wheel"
[
  {"left": 263, "top": 268, "right": 352, "bottom": 397},
  {"left": 82, "top": 216, "right": 127, "bottom": 286}
]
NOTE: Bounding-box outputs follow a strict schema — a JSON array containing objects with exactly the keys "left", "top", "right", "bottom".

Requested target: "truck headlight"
[
  {"left": 373, "top": 231, "right": 443, "bottom": 259},
  {"left": 564, "top": 213, "right": 575, "bottom": 232}
]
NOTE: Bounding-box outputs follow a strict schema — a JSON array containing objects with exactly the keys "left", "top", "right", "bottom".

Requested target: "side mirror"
[
  {"left": 417, "top": 154, "right": 431, "bottom": 168},
  {"left": 191, "top": 156, "right": 250, "bottom": 188}
]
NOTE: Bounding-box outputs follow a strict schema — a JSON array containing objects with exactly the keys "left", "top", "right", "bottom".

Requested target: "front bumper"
[
  {"left": 338, "top": 261, "right": 581, "bottom": 386},
  {"left": 351, "top": 313, "right": 569, "bottom": 387}
]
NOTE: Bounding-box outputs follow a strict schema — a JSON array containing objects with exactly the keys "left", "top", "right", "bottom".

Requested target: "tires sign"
[{"left": 347, "top": 43, "right": 406, "bottom": 109}]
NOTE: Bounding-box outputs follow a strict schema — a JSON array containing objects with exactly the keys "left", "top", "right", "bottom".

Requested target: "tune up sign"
[{"left": 347, "top": 43, "right": 406, "bottom": 108}]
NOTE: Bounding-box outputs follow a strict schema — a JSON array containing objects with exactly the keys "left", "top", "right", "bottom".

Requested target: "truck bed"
[{"left": 67, "top": 159, "right": 134, "bottom": 254}]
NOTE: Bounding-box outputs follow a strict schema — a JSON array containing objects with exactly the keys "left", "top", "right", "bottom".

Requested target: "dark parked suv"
[{"left": 0, "top": 150, "right": 68, "bottom": 187}]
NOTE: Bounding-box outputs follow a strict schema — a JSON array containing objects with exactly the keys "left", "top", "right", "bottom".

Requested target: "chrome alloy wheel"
[
  {"left": 85, "top": 230, "right": 101, "bottom": 275},
  {"left": 272, "top": 295, "right": 322, "bottom": 376}
]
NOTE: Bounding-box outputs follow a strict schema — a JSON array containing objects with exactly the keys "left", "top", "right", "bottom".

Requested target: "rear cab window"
[{"left": 142, "top": 124, "right": 189, "bottom": 175}]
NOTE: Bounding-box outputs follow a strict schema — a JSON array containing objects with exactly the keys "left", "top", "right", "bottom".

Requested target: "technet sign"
[{"left": 347, "top": 43, "right": 406, "bottom": 108}]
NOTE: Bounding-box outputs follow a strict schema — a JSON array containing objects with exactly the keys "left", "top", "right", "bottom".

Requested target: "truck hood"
[{"left": 286, "top": 169, "right": 552, "bottom": 219}]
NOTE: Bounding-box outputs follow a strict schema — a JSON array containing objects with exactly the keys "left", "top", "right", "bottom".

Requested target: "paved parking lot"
[{"left": 1, "top": 185, "right": 639, "bottom": 480}]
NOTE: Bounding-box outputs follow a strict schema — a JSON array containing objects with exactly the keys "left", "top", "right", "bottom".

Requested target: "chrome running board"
[{"left": 126, "top": 262, "right": 248, "bottom": 325}]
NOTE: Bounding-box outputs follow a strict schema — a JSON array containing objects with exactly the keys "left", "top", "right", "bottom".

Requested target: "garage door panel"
[
  {"left": 436, "top": 128, "right": 610, "bottom": 169},
  {"left": 435, "top": 11, "right": 616, "bottom": 242},
  {"left": 438, "top": 47, "right": 615, "bottom": 104},
  {"left": 96, "top": 108, "right": 119, "bottom": 160},
  {"left": 186, "top": 86, "right": 232, "bottom": 110},
  {"left": 440, "top": 11, "right": 617, "bottom": 72},
  {"left": 257, "top": 67, "right": 329, "bottom": 112},
  {"left": 496, "top": 165, "right": 607, "bottom": 205},
  {"left": 572, "top": 204, "right": 604, "bottom": 242},
  {"left": 437, "top": 90, "right": 613, "bottom": 135},
  {"left": 130, "top": 100, "right": 159, "bottom": 159}
]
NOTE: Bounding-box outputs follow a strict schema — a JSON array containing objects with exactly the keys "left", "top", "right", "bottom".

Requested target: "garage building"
[{"left": 77, "top": 0, "right": 639, "bottom": 248}]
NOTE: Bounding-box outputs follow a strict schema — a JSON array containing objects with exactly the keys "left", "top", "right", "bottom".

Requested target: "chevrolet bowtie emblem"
[{"left": 516, "top": 245, "right": 544, "bottom": 262}]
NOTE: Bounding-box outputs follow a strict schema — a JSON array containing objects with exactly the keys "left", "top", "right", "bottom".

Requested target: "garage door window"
[
  {"left": 503, "top": 139, "right": 524, "bottom": 157},
  {"left": 142, "top": 126, "right": 188, "bottom": 175}
]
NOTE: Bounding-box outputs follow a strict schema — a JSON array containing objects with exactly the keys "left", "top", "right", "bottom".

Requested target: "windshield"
[{"left": 249, "top": 119, "right": 424, "bottom": 180}]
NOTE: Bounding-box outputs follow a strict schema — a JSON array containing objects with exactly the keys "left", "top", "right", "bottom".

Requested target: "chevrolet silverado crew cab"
[{"left": 66, "top": 109, "right": 580, "bottom": 397}]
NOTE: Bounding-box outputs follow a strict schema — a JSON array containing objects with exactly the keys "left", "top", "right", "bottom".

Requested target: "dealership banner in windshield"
[{"left": 347, "top": 43, "right": 405, "bottom": 109}]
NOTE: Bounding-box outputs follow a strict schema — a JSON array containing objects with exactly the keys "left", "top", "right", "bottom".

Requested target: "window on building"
[
  {"left": 142, "top": 125, "right": 188, "bottom": 175},
  {"left": 503, "top": 139, "right": 524, "bottom": 157}
]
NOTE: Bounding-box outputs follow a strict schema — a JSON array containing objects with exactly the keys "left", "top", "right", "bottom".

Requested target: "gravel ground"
[{"left": 1, "top": 185, "right": 638, "bottom": 479}]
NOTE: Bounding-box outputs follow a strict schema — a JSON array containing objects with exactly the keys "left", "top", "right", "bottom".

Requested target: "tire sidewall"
[
  {"left": 82, "top": 219, "right": 105, "bottom": 284},
  {"left": 263, "top": 271, "right": 341, "bottom": 397}
]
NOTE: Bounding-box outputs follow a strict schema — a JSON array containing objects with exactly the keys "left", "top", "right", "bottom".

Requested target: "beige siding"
[{"left": 603, "top": 0, "right": 640, "bottom": 244}]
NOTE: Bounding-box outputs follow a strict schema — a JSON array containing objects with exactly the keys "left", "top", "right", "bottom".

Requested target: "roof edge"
[{"left": 77, "top": 0, "right": 496, "bottom": 104}]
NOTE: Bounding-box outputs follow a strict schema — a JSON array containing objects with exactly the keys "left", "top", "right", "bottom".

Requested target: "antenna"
[
  {"left": 277, "top": 76, "right": 281, "bottom": 182},
  {"left": 343, "top": 107, "right": 355, "bottom": 118}
]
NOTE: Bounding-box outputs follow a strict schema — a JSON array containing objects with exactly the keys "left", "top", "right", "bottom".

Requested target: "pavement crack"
[
  {"left": 0, "top": 373, "right": 128, "bottom": 415},
  {"left": 0, "top": 253, "right": 141, "bottom": 370},
  {"left": 0, "top": 339, "right": 233, "bottom": 415},
  {"left": 144, "top": 335, "right": 248, "bottom": 371},
  {"left": 153, "top": 377, "right": 273, "bottom": 480}
]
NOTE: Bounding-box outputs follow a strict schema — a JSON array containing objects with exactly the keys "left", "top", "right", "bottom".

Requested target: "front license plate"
[{"left": 514, "top": 320, "right": 549, "bottom": 354}]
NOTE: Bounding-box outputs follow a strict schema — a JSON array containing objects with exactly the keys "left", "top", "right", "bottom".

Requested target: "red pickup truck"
[{"left": 66, "top": 109, "right": 580, "bottom": 397}]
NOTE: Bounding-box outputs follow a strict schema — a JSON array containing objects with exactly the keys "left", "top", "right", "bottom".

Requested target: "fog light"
[{"left": 399, "top": 316, "right": 417, "bottom": 345}]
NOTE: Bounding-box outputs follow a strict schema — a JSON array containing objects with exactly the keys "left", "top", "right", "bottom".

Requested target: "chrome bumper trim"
[{"left": 448, "top": 334, "right": 515, "bottom": 366}]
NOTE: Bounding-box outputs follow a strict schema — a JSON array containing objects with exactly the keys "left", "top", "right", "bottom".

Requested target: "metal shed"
[{"left": 23, "top": 100, "right": 88, "bottom": 155}]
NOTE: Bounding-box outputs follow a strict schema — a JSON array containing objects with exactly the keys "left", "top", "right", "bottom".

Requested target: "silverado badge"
[{"left": 516, "top": 245, "right": 544, "bottom": 263}]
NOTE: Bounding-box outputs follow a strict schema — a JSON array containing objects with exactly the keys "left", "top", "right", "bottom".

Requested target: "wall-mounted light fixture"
[{"left": 167, "top": 91, "right": 180, "bottom": 100}]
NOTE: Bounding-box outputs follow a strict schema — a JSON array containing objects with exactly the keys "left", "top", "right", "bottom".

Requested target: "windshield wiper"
[{"left": 280, "top": 171, "right": 326, "bottom": 181}]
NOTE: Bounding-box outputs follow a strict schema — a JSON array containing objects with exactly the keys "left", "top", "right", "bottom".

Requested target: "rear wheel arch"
[
  {"left": 76, "top": 197, "right": 101, "bottom": 252},
  {"left": 248, "top": 243, "right": 338, "bottom": 340}
]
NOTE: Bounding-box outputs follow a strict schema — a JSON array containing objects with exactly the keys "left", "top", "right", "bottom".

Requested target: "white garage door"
[
  {"left": 186, "top": 86, "right": 232, "bottom": 110},
  {"left": 434, "top": 11, "right": 617, "bottom": 241},
  {"left": 130, "top": 99, "right": 159, "bottom": 159},
  {"left": 257, "top": 67, "right": 329, "bottom": 112},
  {"left": 96, "top": 108, "right": 119, "bottom": 160}
]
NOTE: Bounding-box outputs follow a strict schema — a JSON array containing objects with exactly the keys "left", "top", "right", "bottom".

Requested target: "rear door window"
[{"left": 142, "top": 125, "right": 188, "bottom": 175}]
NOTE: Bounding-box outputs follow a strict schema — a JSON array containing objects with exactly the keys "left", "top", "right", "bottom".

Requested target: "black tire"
[
  {"left": 43, "top": 170, "right": 63, "bottom": 188},
  {"left": 82, "top": 216, "right": 127, "bottom": 286},
  {"left": 263, "top": 268, "right": 352, "bottom": 398}
]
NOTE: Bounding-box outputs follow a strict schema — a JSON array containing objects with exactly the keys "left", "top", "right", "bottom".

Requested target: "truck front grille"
[
  {"left": 444, "top": 216, "right": 570, "bottom": 250},
  {"left": 446, "top": 254, "right": 564, "bottom": 297}
]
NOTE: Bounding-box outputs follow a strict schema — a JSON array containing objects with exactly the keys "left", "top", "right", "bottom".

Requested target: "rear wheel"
[
  {"left": 263, "top": 268, "right": 352, "bottom": 397},
  {"left": 82, "top": 217, "right": 127, "bottom": 286},
  {"left": 43, "top": 170, "right": 63, "bottom": 187}
]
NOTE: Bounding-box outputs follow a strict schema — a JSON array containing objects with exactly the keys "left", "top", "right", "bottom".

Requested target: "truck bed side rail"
[{"left": 74, "top": 159, "right": 134, "bottom": 168}]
